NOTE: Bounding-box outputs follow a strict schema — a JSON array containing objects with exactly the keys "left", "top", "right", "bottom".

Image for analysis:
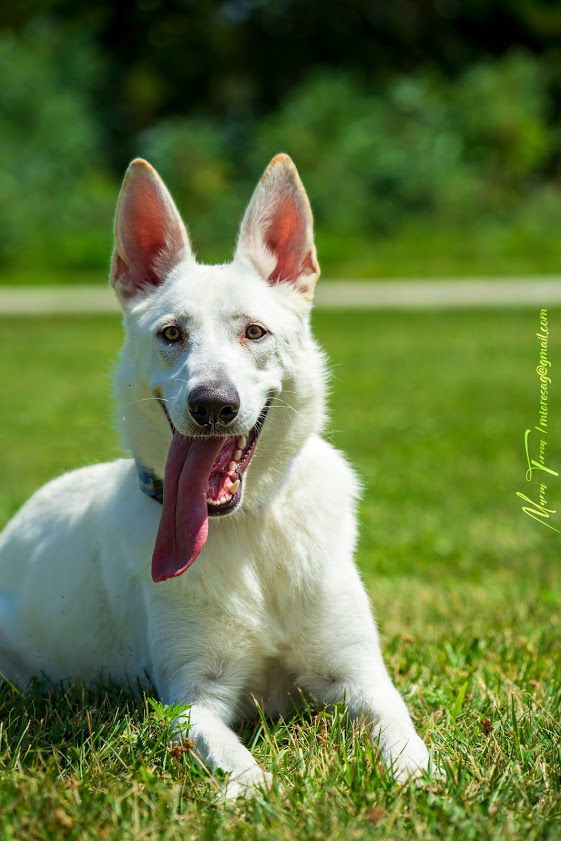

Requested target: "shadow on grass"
[{"left": 0, "top": 678, "right": 152, "bottom": 764}]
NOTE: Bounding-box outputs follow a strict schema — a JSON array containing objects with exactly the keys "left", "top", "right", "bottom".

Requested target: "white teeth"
[
  {"left": 207, "top": 493, "right": 233, "bottom": 506},
  {"left": 206, "top": 436, "right": 246, "bottom": 508}
]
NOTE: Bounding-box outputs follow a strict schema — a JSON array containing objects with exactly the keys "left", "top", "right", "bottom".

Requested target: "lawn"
[{"left": 0, "top": 308, "right": 560, "bottom": 840}]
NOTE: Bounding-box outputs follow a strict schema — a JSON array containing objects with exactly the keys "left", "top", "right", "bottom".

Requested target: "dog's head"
[{"left": 111, "top": 155, "right": 326, "bottom": 580}]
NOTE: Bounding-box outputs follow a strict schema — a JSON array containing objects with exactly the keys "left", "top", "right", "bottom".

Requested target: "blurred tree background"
[{"left": 3, "top": 0, "right": 561, "bottom": 279}]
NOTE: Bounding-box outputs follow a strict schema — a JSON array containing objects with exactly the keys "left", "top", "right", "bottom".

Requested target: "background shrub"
[{"left": 2, "top": 3, "right": 561, "bottom": 276}]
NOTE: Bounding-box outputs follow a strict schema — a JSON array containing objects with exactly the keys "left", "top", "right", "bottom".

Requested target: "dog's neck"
[
  {"left": 135, "top": 458, "right": 164, "bottom": 504},
  {"left": 116, "top": 371, "right": 173, "bottom": 480}
]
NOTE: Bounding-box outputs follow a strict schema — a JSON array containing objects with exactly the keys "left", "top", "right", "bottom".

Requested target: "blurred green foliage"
[
  {"left": 3, "top": 3, "right": 561, "bottom": 275},
  {"left": 0, "top": 24, "right": 115, "bottom": 268}
]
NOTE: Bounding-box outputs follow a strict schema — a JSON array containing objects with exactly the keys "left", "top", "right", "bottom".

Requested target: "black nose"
[{"left": 188, "top": 383, "right": 240, "bottom": 428}]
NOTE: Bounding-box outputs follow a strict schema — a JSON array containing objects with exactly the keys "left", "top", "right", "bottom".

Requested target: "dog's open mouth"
[
  {"left": 205, "top": 411, "right": 266, "bottom": 515},
  {"left": 151, "top": 404, "right": 268, "bottom": 582}
]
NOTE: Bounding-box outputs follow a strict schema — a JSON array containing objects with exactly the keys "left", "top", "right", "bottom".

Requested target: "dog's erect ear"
[
  {"left": 110, "top": 158, "right": 192, "bottom": 303},
  {"left": 235, "top": 154, "right": 320, "bottom": 300}
]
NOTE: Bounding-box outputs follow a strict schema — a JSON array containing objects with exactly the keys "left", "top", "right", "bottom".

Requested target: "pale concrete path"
[{"left": 1, "top": 277, "right": 561, "bottom": 314}]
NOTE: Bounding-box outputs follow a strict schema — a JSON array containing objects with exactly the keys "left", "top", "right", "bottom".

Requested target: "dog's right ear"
[{"left": 110, "top": 159, "right": 192, "bottom": 304}]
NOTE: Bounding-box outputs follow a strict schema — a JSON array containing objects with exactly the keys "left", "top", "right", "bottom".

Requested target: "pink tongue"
[{"left": 151, "top": 432, "right": 225, "bottom": 582}]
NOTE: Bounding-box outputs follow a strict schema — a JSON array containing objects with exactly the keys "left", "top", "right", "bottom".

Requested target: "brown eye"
[
  {"left": 162, "top": 325, "right": 181, "bottom": 342},
  {"left": 245, "top": 324, "right": 266, "bottom": 340}
]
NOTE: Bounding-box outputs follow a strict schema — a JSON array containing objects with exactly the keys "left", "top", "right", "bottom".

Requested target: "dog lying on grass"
[{"left": 0, "top": 154, "right": 430, "bottom": 798}]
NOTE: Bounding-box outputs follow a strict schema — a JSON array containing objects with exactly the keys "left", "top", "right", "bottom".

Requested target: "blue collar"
[{"left": 135, "top": 459, "right": 163, "bottom": 505}]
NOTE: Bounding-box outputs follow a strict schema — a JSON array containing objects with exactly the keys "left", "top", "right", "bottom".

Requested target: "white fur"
[{"left": 0, "top": 156, "right": 430, "bottom": 798}]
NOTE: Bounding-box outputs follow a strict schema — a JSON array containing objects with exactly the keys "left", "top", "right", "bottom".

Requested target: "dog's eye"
[
  {"left": 161, "top": 325, "right": 181, "bottom": 342},
  {"left": 245, "top": 324, "right": 266, "bottom": 341}
]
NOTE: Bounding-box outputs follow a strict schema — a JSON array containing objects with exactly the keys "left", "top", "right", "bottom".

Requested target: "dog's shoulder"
[{"left": 292, "top": 433, "right": 361, "bottom": 504}]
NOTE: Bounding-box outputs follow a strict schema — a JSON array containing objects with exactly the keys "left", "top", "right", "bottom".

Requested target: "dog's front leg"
[
  {"left": 148, "top": 612, "right": 271, "bottom": 799},
  {"left": 338, "top": 672, "right": 431, "bottom": 782},
  {"left": 174, "top": 702, "right": 273, "bottom": 800},
  {"left": 290, "top": 583, "right": 431, "bottom": 782},
  {"left": 299, "top": 651, "right": 430, "bottom": 782}
]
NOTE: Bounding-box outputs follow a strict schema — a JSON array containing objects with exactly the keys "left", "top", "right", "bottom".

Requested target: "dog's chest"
[
  {"left": 197, "top": 558, "right": 298, "bottom": 653},
  {"left": 184, "top": 521, "right": 314, "bottom": 661},
  {"left": 195, "top": 563, "right": 306, "bottom": 718}
]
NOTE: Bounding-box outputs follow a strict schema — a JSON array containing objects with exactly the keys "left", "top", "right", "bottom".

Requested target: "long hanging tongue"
[{"left": 152, "top": 432, "right": 225, "bottom": 582}]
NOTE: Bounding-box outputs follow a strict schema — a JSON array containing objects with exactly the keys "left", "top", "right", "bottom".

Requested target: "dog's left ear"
[{"left": 235, "top": 154, "right": 320, "bottom": 301}]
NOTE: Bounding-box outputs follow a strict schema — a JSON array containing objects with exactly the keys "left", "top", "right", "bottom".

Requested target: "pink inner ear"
[
  {"left": 116, "top": 175, "right": 183, "bottom": 300},
  {"left": 266, "top": 195, "right": 316, "bottom": 285}
]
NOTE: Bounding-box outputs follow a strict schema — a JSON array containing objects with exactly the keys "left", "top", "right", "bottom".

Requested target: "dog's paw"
[
  {"left": 219, "top": 766, "right": 273, "bottom": 802},
  {"left": 379, "top": 728, "right": 431, "bottom": 783}
]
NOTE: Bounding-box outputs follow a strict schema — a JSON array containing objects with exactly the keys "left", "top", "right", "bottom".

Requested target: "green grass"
[{"left": 0, "top": 309, "right": 560, "bottom": 840}]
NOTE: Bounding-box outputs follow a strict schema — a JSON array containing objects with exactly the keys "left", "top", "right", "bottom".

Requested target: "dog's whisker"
[
  {"left": 123, "top": 397, "right": 170, "bottom": 408},
  {"left": 267, "top": 396, "right": 302, "bottom": 416}
]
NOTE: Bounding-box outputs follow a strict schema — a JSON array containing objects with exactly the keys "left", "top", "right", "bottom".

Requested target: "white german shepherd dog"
[{"left": 0, "top": 154, "right": 429, "bottom": 798}]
